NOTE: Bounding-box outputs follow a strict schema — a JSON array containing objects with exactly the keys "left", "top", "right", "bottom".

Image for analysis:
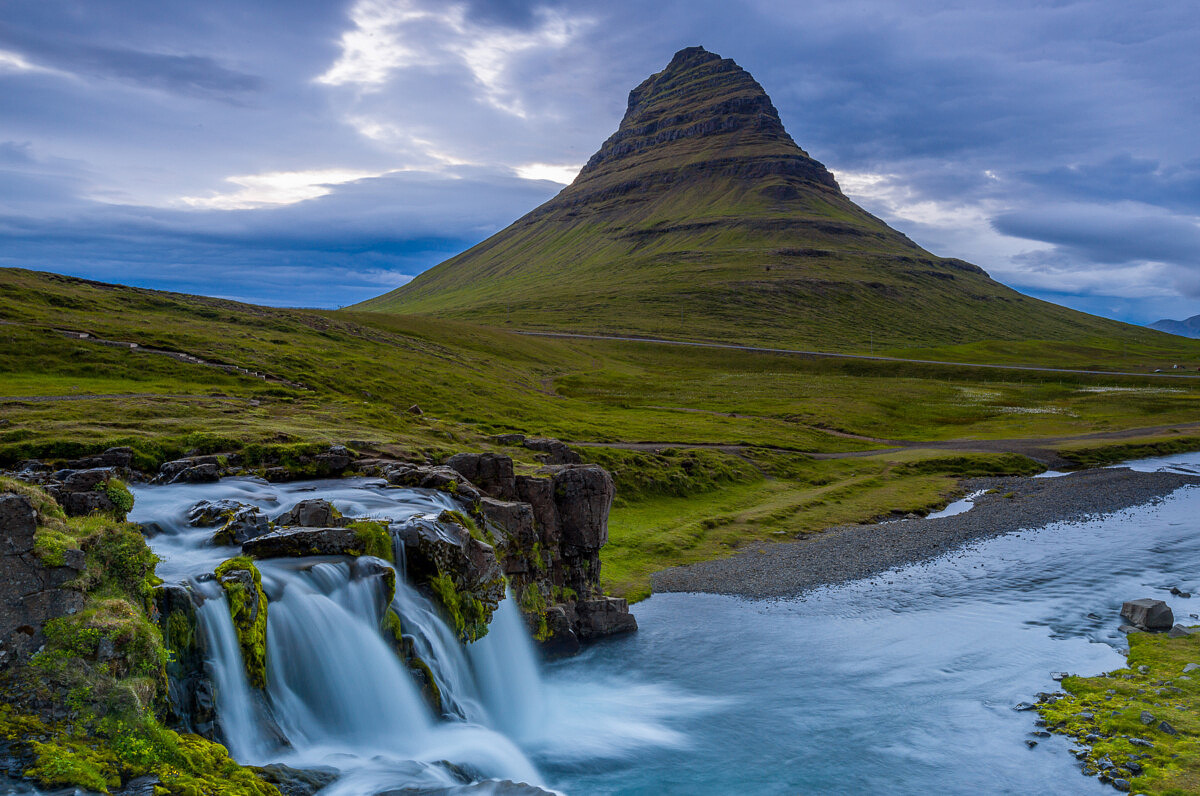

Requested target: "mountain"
[
  {"left": 357, "top": 46, "right": 1174, "bottom": 352},
  {"left": 1149, "top": 315, "right": 1200, "bottom": 339}
]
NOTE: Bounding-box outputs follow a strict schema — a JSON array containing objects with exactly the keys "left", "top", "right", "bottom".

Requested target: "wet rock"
[
  {"left": 382, "top": 464, "right": 483, "bottom": 502},
  {"left": 1121, "top": 598, "right": 1174, "bottom": 630},
  {"left": 274, "top": 499, "right": 346, "bottom": 528},
  {"left": 213, "top": 507, "right": 271, "bottom": 546},
  {"left": 314, "top": 445, "right": 353, "bottom": 474},
  {"left": 576, "top": 597, "right": 638, "bottom": 640},
  {"left": 444, "top": 453, "right": 516, "bottom": 499},
  {"left": 250, "top": 764, "right": 339, "bottom": 796},
  {"left": 396, "top": 517, "right": 505, "bottom": 615},
  {"left": 1024, "top": 739, "right": 1037, "bottom": 748},
  {"left": 155, "top": 583, "right": 214, "bottom": 737},
  {"left": 1112, "top": 779, "right": 1131, "bottom": 792},
  {"left": 189, "top": 499, "right": 249, "bottom": 526},
  {"left": 159, "top": 456, "right": 223, "bottom": 484},
  {"left": 242, "top": 526, "right": 363, "bottom": 559},
  {"left": 1013, "top": 702, "right": 1038, "bottom": 711},
  {"left": 0, "top": 493, "right": 86, "bottom": 668},
  {"left": 523, "top": 437, "right": 582, "bottom": 465},
  {"left": 1051, "top": 672, "right": 1070, "bottom": 681},
  {"left": 1170, "top": 586, "right": 1191, "bottom": 598}
]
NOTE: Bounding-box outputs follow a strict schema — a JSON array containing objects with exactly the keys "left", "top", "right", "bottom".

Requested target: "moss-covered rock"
[{"left": 214, "top": 557, "right": 269, "bottom": 690}]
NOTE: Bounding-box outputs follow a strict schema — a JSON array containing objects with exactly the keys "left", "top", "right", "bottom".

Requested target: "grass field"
[{"left": 5, "top": 267, "right": 1200, "bottom": 598}]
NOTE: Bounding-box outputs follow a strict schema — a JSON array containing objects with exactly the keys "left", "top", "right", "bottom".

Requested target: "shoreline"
[{"left": 651, "top": 467, "right": 1200, "bottom": 598}]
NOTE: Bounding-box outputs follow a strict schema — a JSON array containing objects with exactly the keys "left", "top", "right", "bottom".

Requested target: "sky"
[{"left": 1, "top": 0, "right": 1198, "bottom": 324}]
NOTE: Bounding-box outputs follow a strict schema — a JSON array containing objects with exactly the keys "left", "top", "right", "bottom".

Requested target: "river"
[{"left": 126, "top": 453, "right": 1200, "bottom": 795}]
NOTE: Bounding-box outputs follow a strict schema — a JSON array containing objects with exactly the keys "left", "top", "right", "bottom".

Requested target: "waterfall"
[
  {"left": 189, "top": 552, "right": 548, "bottom": 792},
  {"left": 194, "top": 582, "right": 272, "bottom": 762},
  {"left": 467, "top": 596, "right": 548, "bottom": 742}
]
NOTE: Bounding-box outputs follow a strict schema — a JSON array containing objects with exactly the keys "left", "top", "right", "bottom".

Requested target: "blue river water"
[{"left": 540, "top": 454, "right": 1200, "bottom": 794}]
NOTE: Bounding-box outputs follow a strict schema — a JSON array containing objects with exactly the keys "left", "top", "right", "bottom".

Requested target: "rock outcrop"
[
  {"left": 0, "top": 494, "right": 85, "bottom": 667},
  {"left": 443, "top": 454, "right": 637, "bottom": 653}
]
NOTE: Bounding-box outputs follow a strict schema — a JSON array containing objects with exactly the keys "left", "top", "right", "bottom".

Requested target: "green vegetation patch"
[
  {"left": 437, "top": 509, "right": 490, "bottom": 544},
  {"left": 578, "top": 446, "right": 760, "bottom": 505},
  {"left": 896, "top": 453, "right": 1044, "bottom": 478},
  {"left": 429, "top": 570, "right": 493, "bottom": 644},
  {"left": 213, "top": 557, "right": 269, "bottom": 689},
  {"left": 1037, "top": 630, "right": 1200, "bottom": 794},
  {"left": 348, "top": 520, "right": 394, "bottom": 562},
  {"left": 1059, "top": 436, "right": 1200, "bottom": 469}
]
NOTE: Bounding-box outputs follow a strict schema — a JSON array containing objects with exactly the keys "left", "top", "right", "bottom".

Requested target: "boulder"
[
  {"left": 490, "top": 433, "right": 527, "bottom": 446},
  {"left": 66, "top": 446, "right": 134, "bottom": 470},
  {"left": 250, "top": 764, "right": 339, "bottom": 796},
  {"left": 444, "top": 453, "right": 516, "bottom": 499},
  {"left": 1122, "top": 599, "right": 1174, "bottom": 630},
  {"left": 523, "top": 437, "right": 582, "bottom": 465},
  {"left": 188, "top": 499, "right": 250, "bottom": 527},
  {"left": 40, "top": 467, "right": 123, "bottom": 517},
  {"left": 381, "top": 464, "right": 482, "bottom": 502},
  {"left": 242, "top": 526, "right": 363, "bottom": 559},
  {"left": 159, "top": 456, "right": 223, "bottom": 484},
  {"left": 213, "top": 507, "right": 271, "bottom": 546},
  {"left": 575, "top": 596, "right": 638, "bottom": 640},
  {"left": 314, "top": 445, "right": 353, "bottom": 474},
  {"left": 274, "top": 499, "right": 346, "bottom": 528},
  {"left": 0, "top": 494, "right": 86, "bottom": 668}
]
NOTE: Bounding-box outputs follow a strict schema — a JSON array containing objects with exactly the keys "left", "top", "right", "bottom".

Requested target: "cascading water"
[{"left": 130, "top": 476, "right": 693, "bottom": 796}]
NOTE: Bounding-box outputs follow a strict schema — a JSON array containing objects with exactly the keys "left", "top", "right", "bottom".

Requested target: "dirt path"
[{"left": 0, "top": 393, "right": 257, "bottom": 403}]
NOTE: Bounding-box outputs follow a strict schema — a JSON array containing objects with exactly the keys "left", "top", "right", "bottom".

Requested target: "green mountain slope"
[{"left": 357, "top": 46, "right": 1174, "bottom": 352}]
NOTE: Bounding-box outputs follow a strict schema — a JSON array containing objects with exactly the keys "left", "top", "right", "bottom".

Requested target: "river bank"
[{"left": 652, "top": 465, "right": 1200, "bottom": 598}]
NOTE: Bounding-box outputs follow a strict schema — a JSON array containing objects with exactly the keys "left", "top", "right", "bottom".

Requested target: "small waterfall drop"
[
  {"left": 468, "top": 596, "right": 548, "bottom": 742},
  {"left": 194, "top": 582, "right": 272, "bottom": 762}
]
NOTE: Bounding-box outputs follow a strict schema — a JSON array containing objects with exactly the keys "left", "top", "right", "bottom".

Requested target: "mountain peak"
[{"left": 576, "top": 46, "right": 805, "bottom": 182}]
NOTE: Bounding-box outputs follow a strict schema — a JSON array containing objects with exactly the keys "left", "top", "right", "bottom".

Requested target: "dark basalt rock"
[
  {"left": 155, "top": 583, "right": 215, "bottom": 737},
  {"left": 158, "top": 456, "right": 223, "bottom": 484},
  {"left": 444, "top": 453, "right": 516, "bottom": 499},
  {"left": 1122, "top": 598, "right": 1174, "bottom": 630},
  {"left": 66, "top": 446, "right": 134, "bottom": 471},
  {"left": 250, "top": 764, "right": 339, "bottom": 796},
  {"left": 274, "top": 499, "right": 347, "bottom": 528},
  {"left": 522, "top": 437, "right": 581, "bottom": 465},
  {"left": 40, "top": 467, "right": 124, "bottom": 517},
  {"left": 0, "top": 494, "right": 85, "bottom": 669},
  {"left": 242, "top": 526, "right": 362, "bottom": 559}
]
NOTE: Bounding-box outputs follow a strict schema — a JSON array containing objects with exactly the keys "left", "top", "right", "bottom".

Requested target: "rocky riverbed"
[{"left": 653, "top": 466, "right": 1200, "bottom": 598}]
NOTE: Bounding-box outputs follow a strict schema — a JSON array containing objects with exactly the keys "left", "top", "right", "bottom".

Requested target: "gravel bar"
[{"left": 651, "top": 467, "right": 1200, "bottom": 598}]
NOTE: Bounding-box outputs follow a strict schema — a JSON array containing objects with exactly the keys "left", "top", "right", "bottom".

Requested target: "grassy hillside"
[
  {"left": 356, "top": 47, "right": 1190, "bottom": 358},
  {"left": 6, "top": 266, "right": 1200, "bottom": 597}
]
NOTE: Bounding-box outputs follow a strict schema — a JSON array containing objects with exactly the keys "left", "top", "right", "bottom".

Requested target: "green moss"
[
  {"left": 518, "top": 584, "right": 551, "bottom": 641},
  {"left": 214, "top": 557, "right": 268, "bottom": 689},
  {"left": 94, "top": 477, "right": 135, "bottom": 516},
  {"left": 1, "top": 707, "right": 282, "bottom": 796},
  {"left": 429, "top": 570, "right": 494, "bottom": 643},
  {"left": 437, "top": 509, "right": 491, "bottom": 544},
  {"left": 1037, "top": 630, "right": 1200, "bottom": 794},
  {"left": 32, "top": 527, "right": 76, "bottom": 567},
  {"left": 1059, "top": 436, "right": 1200, "bottom": 469},
  {"left": 348, "top": 520, "right": 393, "bottom": 562}
]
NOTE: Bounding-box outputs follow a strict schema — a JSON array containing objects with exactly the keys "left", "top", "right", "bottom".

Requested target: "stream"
[{"left": 126, "top": 453, "right": 1200, "bottom": 795}]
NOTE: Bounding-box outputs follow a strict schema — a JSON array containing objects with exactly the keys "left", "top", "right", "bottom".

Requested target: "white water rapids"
[{"left": 130, "top": 477, "right": 705, "bottom": 796}]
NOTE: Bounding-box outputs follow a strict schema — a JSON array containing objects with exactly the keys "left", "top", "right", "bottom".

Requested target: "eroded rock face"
[
  {"left": 155, "top": 583, "right": 215, "bottom": 737},
  {"left": 41, "top": 468, "right": 124, "bottom": 517},
  {"left": 188, "top": 499, "right": 271, "bottom": 546},
  {"left": 444, "top": 453, "right": 516, "bottom": 499},
  {"left": 0, "top": 493, "right": 85, "bottom": 668}
]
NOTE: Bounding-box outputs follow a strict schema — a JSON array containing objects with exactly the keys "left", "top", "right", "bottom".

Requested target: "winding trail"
[{"left": 517, "top": 330, "right": 1200, "bottom": 379}]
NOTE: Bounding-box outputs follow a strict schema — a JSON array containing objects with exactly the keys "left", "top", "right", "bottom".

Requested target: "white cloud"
[
  {"left": 317, "top": 0, "right": 587, "bottom": 117},
  {"left": 177, "top": 168, "right": 390, "bottom": 209},
  {"left": 0, "top": 49, "right": 64, "bottom": 76},
  {"left": 513, "top": 162, "right": 581, "bottom": 184}
]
